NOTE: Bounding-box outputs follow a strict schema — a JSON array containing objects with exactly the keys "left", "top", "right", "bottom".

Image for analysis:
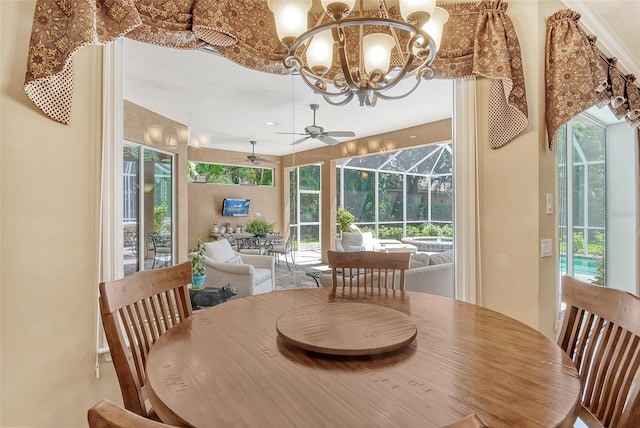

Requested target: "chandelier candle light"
[{"left": 267, "top": 0, "right": 449, "bottom": 106}]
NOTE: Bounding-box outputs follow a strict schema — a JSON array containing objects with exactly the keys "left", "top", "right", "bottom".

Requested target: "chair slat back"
[
  {"left": 327, "top": 250, "right": 411, "bottom": 292},
  {"left": 88, "top": 400, "right": 175, "bottom": 428},
  {"left": 99, "top": 262, "right": 192, "bottom": 417},
  {"left": 558, "top": 275, "right": 640, "bottom": 427}
]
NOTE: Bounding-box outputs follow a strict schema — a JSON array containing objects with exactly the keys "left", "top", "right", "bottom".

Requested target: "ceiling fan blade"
[
  {"left": 317, "top": 135, "right": 340, "bottom": 145},
  {"left": 258, "top": 158, "right": 280, "bottom": 164},
  {"left": 291, "top": 136, "right": 311, "bottom": 145},
  {"left": 325, "top": 131, "right": 355, "bottom": 137},
  {"left": 274, "top": 132, "right": 306, "bottom": 135}
]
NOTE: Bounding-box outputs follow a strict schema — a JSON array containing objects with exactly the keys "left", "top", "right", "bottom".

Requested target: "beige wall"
[
  {"left": 187, "top": 147, "right": 283, "bottom": 248},
  {"left": 1, "top": 1, "right": 122, "bottom": 426},
  {"left": 475, "top": 1, "right": 558, "bottom": 337}
]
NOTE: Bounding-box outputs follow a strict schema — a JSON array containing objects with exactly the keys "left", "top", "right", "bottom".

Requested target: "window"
[
  {"left": 290, "top": 164, "right": 321, "bottom": 251},
  {"left": 188, "top": 161, "right": 274, "bottom": 186}
]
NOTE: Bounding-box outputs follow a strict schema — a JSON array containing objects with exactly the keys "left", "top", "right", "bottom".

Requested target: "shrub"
[
  {"left": 336, "top": 207, "right": 355, "bottom": 232},
  {"left": 422, "top": 222, "right": 442, "bottom": 237},
  {"left": 406, "top": 225, "right": 421, "bottom": 237},
  {"left": 378, "top": 226, "right": 403, "bottom": 240},
  {"left": 573, "top": 232, "right": 584, "bottom": 254}
]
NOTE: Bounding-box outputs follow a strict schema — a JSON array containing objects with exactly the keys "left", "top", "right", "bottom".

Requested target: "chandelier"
[{"left": 267, "top": 0, "right": 449, "bottom": 106}]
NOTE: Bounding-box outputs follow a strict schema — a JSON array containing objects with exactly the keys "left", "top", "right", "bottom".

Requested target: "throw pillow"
[
  {"left": 341, "top": 232, "right": 363, "bottom": 248},
  {"left": 344, "top": 245, "right": 366, "bottom": 252},
  {"left": 225, "top": 255, "right": 244, "bottom": 264},
  {"left": 429, "top": 250, "right": 454, "bottom": 265},
  {"left": 204, "top": 239, "right": 236, "bottom": 262},
  {"left": 360, "top": 232, "right": 374, "bottom": 250},
  {"left": 410, "top": 253, "right": 431, "bottom": 269}
]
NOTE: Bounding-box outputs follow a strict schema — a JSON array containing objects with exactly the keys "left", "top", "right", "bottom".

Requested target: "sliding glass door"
[
  {"left": 123, "top": 142, "right": 175, "bottom": 276},
  {"left": 557, "top": 108, "right": 638, "bottom": 295}
]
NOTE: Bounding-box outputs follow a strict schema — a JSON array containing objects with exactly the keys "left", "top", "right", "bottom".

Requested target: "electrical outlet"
[
  {"left": 546, "top": 193, "right": 553, "bottom": 214},
  {"left": 541, "top": 239, "right": 552, "bottom": 257}
]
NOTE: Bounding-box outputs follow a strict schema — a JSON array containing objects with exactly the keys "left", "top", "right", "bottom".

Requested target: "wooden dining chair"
[
  {"left": 558, "top": 275, "right": 640, "bottom": 427},
  {"left": 327, "top": 250, "right": 411, "bottom": 292},
  {"left": 441, "top": 414, "right": 489, "bottom": 428},
  {"left": 99, "top": 262, "right": 192, "bottom": 419},
  {"left": 88, "top": 399, "right": 177, "bottom": 427}
]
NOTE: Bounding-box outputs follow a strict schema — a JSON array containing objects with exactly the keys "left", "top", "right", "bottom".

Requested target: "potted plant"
[
  {"left": 336, "top": 207, "right": 355, "bottom": 234},
  {"left": 191, "top": 235, "right": 206, "bottom": 289},
  {"left": 245, "top": 217, "right": 274, "bottom": 238}
]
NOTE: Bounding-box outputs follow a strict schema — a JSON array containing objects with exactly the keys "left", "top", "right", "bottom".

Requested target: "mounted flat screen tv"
[{"left": 222, "top": 198, "right": 250, "bottom": 217}]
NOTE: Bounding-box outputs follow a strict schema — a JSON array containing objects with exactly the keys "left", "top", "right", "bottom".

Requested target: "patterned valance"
[
  {"left": 24, "top": 0, "right": 527, "bottom": 148},
  {"left": 545, "top": 9, "right": 640, "bottom": 149}
]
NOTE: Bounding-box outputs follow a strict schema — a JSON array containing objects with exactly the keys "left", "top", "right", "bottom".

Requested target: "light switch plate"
[
  {"left": 546, "top": 193, "right": 553, "bottom": 214},
  {"left": 541, "top": 239, "right": 552, "bottom": 257}
]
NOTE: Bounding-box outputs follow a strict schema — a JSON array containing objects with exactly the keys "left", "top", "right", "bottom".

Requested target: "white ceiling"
[
  {"left": 122, "top": 1, "right": 639, "bottom": 156},
  {"left": 123, "top": 38, "right": 454, "bottom": 156}
]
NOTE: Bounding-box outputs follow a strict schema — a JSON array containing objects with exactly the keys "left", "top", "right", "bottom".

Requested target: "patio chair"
[
  {"left": 88, "top": 400, "right": 176, "bottom": 428},
  {"left": 199, "top": 239, "right": 275, "bottom": 298},
  {"left": 558, "top": 275, "right": 640, "bottom": 427},
  {"left": 98, "top": 262, "right": 192, "bottom": 419},
  {"left": 151, "top": 232, "right": 172, "bottom": 268},
  {"left": 327, "top": 250, "right": 411, "bottom": 292},
  {"left": 269, "top": 233, "right": 296, "bottom": 270}
]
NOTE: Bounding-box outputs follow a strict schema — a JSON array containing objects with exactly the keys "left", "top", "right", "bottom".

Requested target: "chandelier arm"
[
  {"left": 368, "top": 53, "right": 417, "bottom": 92},
  {"left": 334, "top": 25, "right": 361, "bottom": 94},
  {"left": 322, "top": 92, "right": 355, "bottom": 106},
  {"left": 297, "top": 67, "right": 351, "bottom": 98},
  {"left": 373, "top": 75, "right": 423, "bottom": 101}
]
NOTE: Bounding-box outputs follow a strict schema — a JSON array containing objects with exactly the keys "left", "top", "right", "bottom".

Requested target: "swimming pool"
[
  {"left": 401, "top": 236, "right": 453, "bottom": 252},
  {"left": 559, "top": 254, "right": 599, "bottom": 277}
]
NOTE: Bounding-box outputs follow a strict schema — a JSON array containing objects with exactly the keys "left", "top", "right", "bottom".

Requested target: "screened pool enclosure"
[{"left": 289, "top": 142, "right": 454, "bottom": 248}]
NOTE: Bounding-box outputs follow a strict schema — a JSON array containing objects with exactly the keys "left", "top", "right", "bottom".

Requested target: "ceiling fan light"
[
  {"left": 421, "top": 6, "right": 449, "bottom": 52},
  {"left": 363, "top": 33, "right": 395, "bottom": 75},
  {"left": 267, "top": 0, "right": 312, "bottom": 45},
  {"left": 306, "top": 30, "right": 334, "bottom": 74},
  {"left": 399, "top": 0, "right": 436, "bottom": 25}
]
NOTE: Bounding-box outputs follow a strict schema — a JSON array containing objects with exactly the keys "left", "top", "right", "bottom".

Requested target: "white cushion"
[
  {"left": 410, "top": 253, "right": 431, "bottom": 269},
  {"left": 429, "top": 250, "right": 454, "bottom": 265},
  {"left": 204, "top": 239, "right": 236, "bottom": 262},
  {"left": 253, "top": 268, "right": 271, "bottom": 285},
  {"left": 360, "top": 232, "right": 374, "bottom": 250},
  {"left": 341, "top": 232, "right": 363, "bottom": 248},
  {"left": 344, "top": 245, "right": 366, "bottom": 252}
]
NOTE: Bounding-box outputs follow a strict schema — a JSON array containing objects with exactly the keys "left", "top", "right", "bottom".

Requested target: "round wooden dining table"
[{"left": 145, "top": 288, "right": 580, "bottom": 428}]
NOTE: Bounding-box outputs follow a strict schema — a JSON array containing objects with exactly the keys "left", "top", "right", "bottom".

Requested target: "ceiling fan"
[
  {"left": 234, "top": 141, "right": 280, "bottom": 165},
  {"left": 278, "top": 104, "right": 355, "bottom": 146}
]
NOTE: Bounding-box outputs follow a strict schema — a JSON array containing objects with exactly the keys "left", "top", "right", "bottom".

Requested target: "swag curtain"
[
  {"left": 24, "top": 0, "right": 528, "bottom": 148},
  {"left": 545, "top": 9, "right": 640, "bottom": 149}
]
